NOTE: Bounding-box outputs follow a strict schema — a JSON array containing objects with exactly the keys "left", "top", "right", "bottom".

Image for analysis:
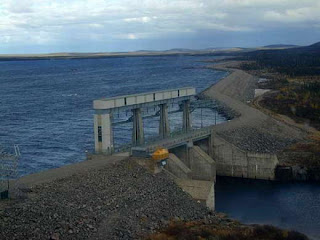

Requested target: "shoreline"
[
  {"left": 3, "top": 58, "right": 317, "bottom": 184},
  {"left": 202, "top": 61, "right": 305, "bottom": 152},
  {"left": 0, "top": 51, "right": 231, "bottom": 62},
  {"left": 203, "top": 60, "right": 319, "bottom": 182},
  {"left": 0, "top": 59, "right": 314, "bottom": 239},
  {"left": 4, "top": 59, "right": 315, "bottom": 187}
]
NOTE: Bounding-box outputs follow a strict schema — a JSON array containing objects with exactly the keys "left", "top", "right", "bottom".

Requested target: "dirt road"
[{"left": 201, "top": 61, "right": 307, "bottom": 153}]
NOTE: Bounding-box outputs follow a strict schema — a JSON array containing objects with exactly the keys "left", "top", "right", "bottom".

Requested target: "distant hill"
[
  {"left": 164, "top": 48, "right": 197, "bottom": 52},
  {"left": 278, "top": 41, "right": 320, "bottom": 54},
  {"left": 301, "top": 41, "right": 320, "bottom": 52},
  {"left": 1, "top": 42, "right": 318, "bottom": 61},
  {"left": 243, "top": 41, "right": 320, "bottom": 56},
  {"left": 262, "top": 44, "right": 299, "bottom": 49},
  {"left": 308, "top": 41, "right": 320, "bottom": 48},
  {"left": 241, "top": 41, "right": 320, "bottom": 76}
]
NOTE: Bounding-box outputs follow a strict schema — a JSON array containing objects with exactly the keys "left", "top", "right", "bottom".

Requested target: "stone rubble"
[
  {"left": 219, "top": 127, "right": 297, "bottom": 153},
  {"left": 0, "top": 159, "right": 218, "bottom": 240}
]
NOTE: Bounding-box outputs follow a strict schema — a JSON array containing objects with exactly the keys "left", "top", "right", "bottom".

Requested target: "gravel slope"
[
  {"left": 201, "top": 61, "right": 307, "bottom": 153},
  {"left": 0, "top": 159, "right": 216, "bottom": 240}
]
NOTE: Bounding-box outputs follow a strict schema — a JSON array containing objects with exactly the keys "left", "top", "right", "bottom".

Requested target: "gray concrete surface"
[
  {"left": 212, "top": 134, "right": 278, "bottom": 180},
  {"left": 167, "top": 153, "right": 192, "bottom": 179},
  {"left": 175, "top": 179, "right": 215, "bottom": 210},
  {"left": 190, "top": 146, "right": 216, "bottom": 182}
]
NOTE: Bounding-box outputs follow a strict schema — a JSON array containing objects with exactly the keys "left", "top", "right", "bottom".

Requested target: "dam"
[
  {"left": 92, "top": 87, "right": 279, "bottom": 181},
  {"left": 91, "top": 87, "right": 280, "bottom": 210}
]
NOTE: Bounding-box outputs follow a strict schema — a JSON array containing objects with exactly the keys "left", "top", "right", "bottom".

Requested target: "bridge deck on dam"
[{"left": 132, "top": 127, "right": 212, "bottom": 155}]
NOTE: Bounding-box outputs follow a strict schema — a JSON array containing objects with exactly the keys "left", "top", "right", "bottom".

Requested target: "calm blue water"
[
  {"left": 216, "top": 178, "right": 320, "bottom": 240},
  {"left": 0, "top": 56, "right": 227, "bottom": 176}
]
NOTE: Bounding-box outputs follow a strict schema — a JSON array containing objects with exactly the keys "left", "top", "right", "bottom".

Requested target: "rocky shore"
[
  {"left": 0, "top": 157, "right": 310, "bottom": 240},
  {"left": 201, "top": 61, "right": 306, "bottom": 154},
  {"left": 219, "top": 127, "right": 297, "bottom": 154},
  {"left": 203, "top": 60, "right": 320, "bottom": 182},
  {"left": 0, "top": 158, "right": 219, "bottom": 240}
]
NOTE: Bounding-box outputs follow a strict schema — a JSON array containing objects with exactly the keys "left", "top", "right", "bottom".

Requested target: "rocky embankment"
[
  {"left": 0, "top": 158, "right": 219, "bottom": 240},
  {"left": 0, "top": 157, "right": 310, "bottom": 240},
  {"left": 201, "top": 61, "right": 306, "bottom": 154},
  {"left": 219, "top": 127, "right": 297, "bottom": 154},
  {"left": 202, "top": 61, "right": 320, "bottom": 182}
]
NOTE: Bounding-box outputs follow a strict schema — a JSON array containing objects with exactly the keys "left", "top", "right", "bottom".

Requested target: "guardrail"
[{"left": 114, "top": 126, "right": 213, "bottom": 153}]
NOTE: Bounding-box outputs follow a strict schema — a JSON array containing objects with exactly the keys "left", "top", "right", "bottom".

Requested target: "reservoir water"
[
  {"left": 0, "top": 56, "right": 319, "bottom": 239},
  {"left": 0, "top": 55, "right": 227, "bottom": 176},
  {"left": 216, "top": 177, "right": 320, "bottom": 240}
]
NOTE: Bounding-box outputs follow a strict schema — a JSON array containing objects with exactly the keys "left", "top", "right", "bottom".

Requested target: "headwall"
[{"left": 211, "top": 133, "right": 279, "bottom": 180}]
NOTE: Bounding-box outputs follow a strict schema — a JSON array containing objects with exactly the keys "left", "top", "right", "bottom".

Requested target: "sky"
[{"left": 0, "top": 0, "right": 319, "bottom": 54}]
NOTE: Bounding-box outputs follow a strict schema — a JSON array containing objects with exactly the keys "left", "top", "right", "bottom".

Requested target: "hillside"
[
  {"left": 240, "top": 41, "right": 320, "bottom": 76},
  {"left": 263, "top": 44, "right": 299, "bottom": 48}
]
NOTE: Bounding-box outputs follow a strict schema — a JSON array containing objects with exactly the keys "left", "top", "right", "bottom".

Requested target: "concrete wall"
[
  {"left": 194, "top": 138, "right": 210, "bottom": 155},
  {"left": 175, "top": 178, "right": 215, "bottom": 210},
  {"left": 190, "top": 146, "right": 216, "bottom": 182},
  {"left": 194, "top": 133, "right": 214, "bottom": 159},
  {"left": 167, "top": 146, "right": 216, "bottom": 210},
  {"left": 166, "top": 153, "right": 192, "bottom": 179},
  {"left": 170, "top": 145, "right": 190, "bottom": 167},
  {"left": 169, "top": 144, "right": 216, "bottom": 182},
  {"left": 212, "top": 134, "right": 279, "bottom": 180}
]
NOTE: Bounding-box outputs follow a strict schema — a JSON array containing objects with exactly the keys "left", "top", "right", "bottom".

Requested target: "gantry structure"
[{"left": 93, "top": 87, "right": 196, "bottom": 154}]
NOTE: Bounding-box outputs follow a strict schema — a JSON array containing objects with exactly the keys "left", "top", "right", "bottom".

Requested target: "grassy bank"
[{"left": 146, "top": 220, "right": 308, "bottom": 240}]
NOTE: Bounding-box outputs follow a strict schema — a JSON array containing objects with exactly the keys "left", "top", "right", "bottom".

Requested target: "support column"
[
  {"left": 132, "top": 108, "right": 144, "bottom": 146},
  {"left": 182, "top": 100, "right": 191, "bottom": 132},
  {"left": 208, "top": 130, "right": 214, "bottom": 159},
  {"left": 159, "top": 103, "right": 170, "bottom": 139},
  {"left": 94, "top": 113, "right": 114, "bottom": 154}
]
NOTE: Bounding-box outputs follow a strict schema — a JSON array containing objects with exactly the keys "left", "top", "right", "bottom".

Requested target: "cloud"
[
  {"left": 127, "top": 33, "right": 137, "bottom": 40},
  {"left": 0, "top": 0, "right": 319, "bottom": 52},
  {"left": 264, "top": 7, "right": 320, "bottom": 23},
  {"left": 124, "top": 16, "right": 158, "bottom": 23}
]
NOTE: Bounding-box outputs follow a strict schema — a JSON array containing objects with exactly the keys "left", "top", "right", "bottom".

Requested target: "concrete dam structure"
[
  {"left": 93, "top": 87, "right": 195, "bottom": 154},
  {"left": 92, "top": 87, "right": 280, "bottom": 209}
]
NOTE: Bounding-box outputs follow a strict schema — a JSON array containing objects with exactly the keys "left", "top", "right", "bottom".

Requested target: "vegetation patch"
[
  {"left": 146, "top": 220, "right": 308, "bottom": 240},
  {"left": 237, "top": 44, "right": 320, "bottom": 174},
  {"left": 260, "top": 81, "right": 320, "bottom": 129},
  {"left": 238, "top": 55, "right": 320, "bottom": 130}
]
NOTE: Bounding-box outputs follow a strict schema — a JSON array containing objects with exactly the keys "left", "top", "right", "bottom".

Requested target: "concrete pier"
[
  {"left": 182, "top": 100, "right": 191, "bottom": 132},
  {"left": 93, "top": 87, "right": 196, "bottom": 154},
  {"left": 159, "top": 103, "right": 170, "bottom": 139},
  {"left": 94, "top": 113, "right": 114, "bottom": 153},
  {"left": 132, "top": 108, "right": 144, "bottom": 146}
]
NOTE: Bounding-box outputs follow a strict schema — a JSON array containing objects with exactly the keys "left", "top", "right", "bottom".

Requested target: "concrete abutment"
[
  {"left": 165, "top": 144, "right": 216, "bottom": 210},
  {"left": 212, "top": 134, "right": 279, "bottom": 180}
]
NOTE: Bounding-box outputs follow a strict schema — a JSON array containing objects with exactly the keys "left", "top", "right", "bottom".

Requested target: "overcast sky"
[{"left": 0, "top": 0, "right": 319, "bottom": 54}]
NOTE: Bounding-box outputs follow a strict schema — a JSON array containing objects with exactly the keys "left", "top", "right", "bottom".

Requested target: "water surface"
[
  {"left": 0, "top": 56, "right": 227, "bottom": 176},
  {"left": 216, "top": 177, "right": 320, "bottom": 240}
]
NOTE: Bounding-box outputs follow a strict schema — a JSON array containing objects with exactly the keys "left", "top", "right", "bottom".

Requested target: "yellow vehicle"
[{"left": 152, "top": 148, "right": 169, "bottom": 161}]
